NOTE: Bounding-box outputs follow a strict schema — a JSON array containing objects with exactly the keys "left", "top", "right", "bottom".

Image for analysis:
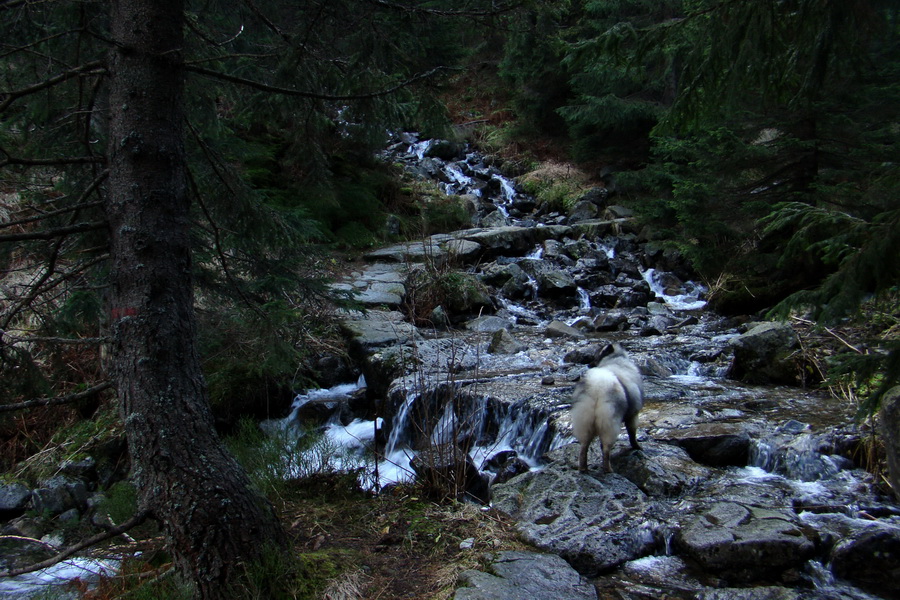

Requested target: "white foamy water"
[
  {"left": 642, "top": 268, "right": 707, "bottom": 310},
  {"left": 0, "top": 558, "right": 118, "bottom": 599}
]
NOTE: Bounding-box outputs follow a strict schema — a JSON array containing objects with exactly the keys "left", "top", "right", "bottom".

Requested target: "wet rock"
[
  {"left": 425, "top": 139, "right": 464, "bottom": 160},
  {"left": 462, "top": 226, "right": 539, "bottom": 256},
  {"left": 482, "top": 209, "right": 509, "bottom": 228},
  {"left": 444, "top": 238, "right": 483, "bottom": 262},
  {"left": 428, "top": 305, "right": 451, "bottom": 329},
  {"left": 614, "top": 441, "right": 715, "bottom": 497},
  {"left": 454, "top": 550, "right": 597, "bottom": 600},
  {"left": 640, "top": 314, "right": 675, "bottom": 336},
  {"left": 675, "top": 501, "right": 816, "bottom": 578},
  {"left": 696, "top": 587, "right": 807, "bottom": 600},
  {"left": 880, "top": 385, "right": 900, "bottom": 501},
  {"left": 31, "top": 476, "right": 88, "bottom": 517},
  {"left": 312, "top": 353, "right": 357, "bottom": 388},
  {"left": 489, "top": 329, "right": 526, "bottom": 355},
  {"left": 1, "top": 515, "right": 46, "bottom": 540},
  {"left": 726, "top": 321, "right": 800, "bottom": 385},
  {"left": 545, "top": 320, "right": 586, "bottom": 339},
  {"left": 577, "top": 187, "right": 609, "bottom": 207},
  {"left": 657, "top": 423, "right": 752, "bottom": 467},
  {"left": 564, "top": 344, "right": 609, "bottom": 366},
  {"left": 486, "top": 454, "right": 532, "bottom": 485},
  {"left": 465, "top": 315, "right": 514, "bottom": 332},
  {"left": 354, "top": 288, "right": 403, "bottom": 307},
  {"left": 492, "top": 461, "right": 658, "bottom": 575},
  {"left": 830, "top": 527, "right": 900, "bottom": 599},
  {"left": 0, "top": 483, "right": 31, "bottom": 519},
  {"left": 639, "top": 357, "right": 675, "bottom": 378},
  {"left": 537, "top": 269, "right": 577, "bottom": 297},
  {"left": 594, "top": 310, "right": 629, "bottom": 331},
  {"left": 569, "top": 200, "right": 599, "bottom": 222},
  {"left": 342, "top": 310, "right": 422, "bottom": 352},
  {"left": 616, "top": 285, "right": 652, "bottom": 309},
  {"left": 364, "top": 240, "right": 444, "bottom": 263},
  {"left": 605, "top": 205, "right": 635, "bottom": 219}
]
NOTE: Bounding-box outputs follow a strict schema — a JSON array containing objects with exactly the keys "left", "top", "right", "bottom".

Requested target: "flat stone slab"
[
  {"left": 675, "top": 501, "right": 815, "bottom": 575},
  {"left": 354, "top": 289, "right": 403, "bottom": 307},
  {"left": 492, "top": 467, "right": 658, "bottom": 575},
  {"left": 454, "top": 550, "right": 596, "bottom": 600},
  {"left": 364, "top": 241, "right": 444, "bottom": 263},
  {"left": 341, "top": 310, "right": 422, "bottom": 351}
]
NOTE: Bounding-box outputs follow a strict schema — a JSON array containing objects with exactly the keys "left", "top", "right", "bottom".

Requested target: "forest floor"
[{"left": 273, "top": 476, "right": 529, "bottom": 600}]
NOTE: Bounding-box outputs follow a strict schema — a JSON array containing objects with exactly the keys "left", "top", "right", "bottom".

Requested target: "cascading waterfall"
[
  {"left": 642, "top": 268, "right": 707, "bottom": 310},
  {"left": 577, "top": 287, "right": 592, "bottom": 312}
]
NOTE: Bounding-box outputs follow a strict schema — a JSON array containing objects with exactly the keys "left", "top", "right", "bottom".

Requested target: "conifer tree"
[{"left": 1, "top": 0, "right": 501, "bottom": 593}]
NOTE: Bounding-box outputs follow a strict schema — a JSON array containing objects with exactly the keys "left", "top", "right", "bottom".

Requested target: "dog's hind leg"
[
  {"left": 578, "top": 434, "right": 593, "bottom": 472},
  {"left": 626, "top": 413, "right": 641, "bottom": 451}
]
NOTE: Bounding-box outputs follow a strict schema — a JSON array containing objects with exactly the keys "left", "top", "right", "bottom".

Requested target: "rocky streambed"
[
  {"left": 297, "top": 134, "right": 900, "bottom": 599},
  {"left": 3, "top": 133, "right": 898, "bottom": 599}
]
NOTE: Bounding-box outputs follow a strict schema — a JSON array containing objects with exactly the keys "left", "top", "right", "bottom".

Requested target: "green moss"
[{"left": 98, "top": 481, "right": 139, "bottom": 524}]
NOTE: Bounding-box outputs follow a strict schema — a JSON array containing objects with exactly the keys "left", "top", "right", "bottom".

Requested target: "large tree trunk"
[{"left": 105, "top": 0, "right": 287, "bottom": 595}]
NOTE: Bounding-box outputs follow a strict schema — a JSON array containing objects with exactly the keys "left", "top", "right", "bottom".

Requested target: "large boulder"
[
  {"left": 880, "top": 385, "right": 900, "bottom": 501},
  {"left": 674, "top": 501, "right": 816, "bottom": 579},
  {"left": 30, "top": 476, "right": 88, "bottom": 517},
  {"left": 455, "top": 550, "right": 597, "bottom": 600},
  {"left": 341, "top": 310, "right": 422, "bottom": 353},
  {"left": 612, "top": 441, "right": 715, "bottom": 497},
  {"left": 491, "top": 461, "right": 659, "bottom": 575},
  {"left": 488, "top": 329, "right": 526, "bottom": 355},
  {"left": 656, "top": 422, "right": 753, "bottom": 467},
  {"left": 726, "top": 322, "right": 801, "bottom": 385},
  {"left": 0, "top": 482, "right": 31, "bottom": 520},
  {"left": 544, "top": 320, "right": 586, "bottom": 340},
  {"left": 830, "top": 527, "right": 900, "bottom": 599}
]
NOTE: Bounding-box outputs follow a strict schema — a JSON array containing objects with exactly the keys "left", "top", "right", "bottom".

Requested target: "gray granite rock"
[{"left": 455, "top": 551, "right": 597, "bottom": 600}]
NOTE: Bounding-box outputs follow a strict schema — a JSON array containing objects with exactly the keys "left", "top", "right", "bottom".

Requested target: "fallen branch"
[
  {"left": 0, "top": 381, "right": 113, "bottom": 413},
  {"left": 0, "top": 510, "right": 149, "bottom": 579}
]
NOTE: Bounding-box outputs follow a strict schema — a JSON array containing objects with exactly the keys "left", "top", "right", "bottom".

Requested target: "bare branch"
[
  {"left": 185, "top": 64, "right": 451, "bottom": 100},
  {"left": 241, "top": 0, "right": 291, "bottom": 45},
  {"left": 0, "top": 221, "right": 106, "bottom": 243},
  {"left": 0, "top": 149, "right": 106, "bottom": 168},
  {"left": 0, "top": 509, "right": 148, "bottom": 578},
  {"left": 0, "top": 171, "right": 108, "bottom": 230},
  {"left": 1, "top": 333, "right": 108, "bottom": 345},
  {"left": 0, "top": 381, "right": 113, "bottom": 414},
  {"left": 0, "top": 201, "right": 104, "bottom": 230},
  {"left": 0, "top": 60, "right": 105, "bottom": 112}
]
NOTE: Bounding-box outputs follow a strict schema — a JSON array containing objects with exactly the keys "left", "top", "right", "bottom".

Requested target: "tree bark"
[{"left": 105, "top": 0, "right": 287, "bottom": 596}]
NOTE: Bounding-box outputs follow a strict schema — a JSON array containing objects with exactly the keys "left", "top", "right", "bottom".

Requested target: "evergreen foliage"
[
  {"left": 616, "top": 0, "right": 900, "bottom": 409},
  {"left": 0, "top": 0, "right": 494, "bottom": 421},
  {"left": 558, "top": 0, "right": 681, "bottom": 161}
]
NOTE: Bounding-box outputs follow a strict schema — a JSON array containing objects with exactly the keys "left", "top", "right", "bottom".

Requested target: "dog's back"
[
  {"left": 596, "top": 345, "right": 644, "bottom": 418},
  {"left": 571, "top": 343, "right": 643, "bottom": 472}
]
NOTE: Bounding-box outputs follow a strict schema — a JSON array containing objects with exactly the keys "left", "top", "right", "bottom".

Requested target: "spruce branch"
[{"left": 185, "top": 64, "right": 452, "bottom": 100}]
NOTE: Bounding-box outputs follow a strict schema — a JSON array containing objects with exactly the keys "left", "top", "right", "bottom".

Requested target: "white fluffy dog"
[{"left": 570, "top": 343, "right": 644, "bottom": 473}]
